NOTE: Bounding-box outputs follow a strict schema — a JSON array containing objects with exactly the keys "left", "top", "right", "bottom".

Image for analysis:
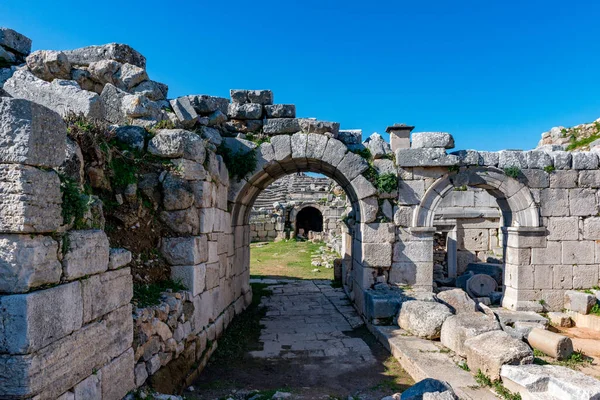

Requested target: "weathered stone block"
[
  {"left": 81, "top": 268, "right": 132, "bottom": 323},
  {"left": 0, "top": 164, "right": 61, "bottom": 233},
  {"left": 3, "top": 70, "right": 105, "bottom": 119},
  {"left": 398, "top": 300, "right": 452, "bottom": 339},
  {"left": 0, "top": 281, "right": 83, "bottom": 354},
  {"left": 564, "top": 290, "right": 596, "bottom": 314},
  {"left": 148, "top": 129, "right": 206, "bottom": 162},
  {"left": 361, "top": 242, "right": 392, "bottom": 267},
  {"left": 397, "top": 179, "right": 425, "bottom": 205},
  {"left": 396, "top": 148, "right": 459, "bottom": 167},
  {"left": 63, "top": 43, "right": 145, "bottom": 68},
  {"left": 539, "top": 188, "right": 569, "bottom": 217},
  {"left": 440, "top": 312, "right": 501, "bottom": 357},
  {"left": 160, "top": 208, "right": 199, "bottom": 235},
  {"left": 531, "top": 241, "right": 561, "bottom": 265},
  {"left": 62, "top": 230, "right": 110, "bottom": 280},
  {"left": 100, "top": 348, "right": 135, "bottom": 400},
  {"left": 528, "top": 328, "right": 573, "bottom": 360},
  {"left": 337, "top": 151, "right": 369, "bottom": 181},
  {"left": 0, "top": 98, "right": 67, "bottom": 168},
  {"left": 549, "top": 170, "right": 577, "bottom": 188},
  {"left": 578, "top": 170, "right": 600, "bottom": 188},
  {"left": 351, "top": 174, "right": 377, "bottom": 199},
  {"left": 227, "top": 103, "right": 262, "bottom": 120},
  {"left": 299, "top": 119, "right": 340, "bottom": 136},
  {"left": 0, "top": 28, "right": 32, "bottom": 55},
  {"left": 108, "top": 248, "right": 132, "bottom": 270},
  {"left": 553, "top": 264, "right": 573, "bottom": 289},
  {"left": 464, "top": 330, "right": 533, "bottom": 380},
  {"left": 265, "top": 104, "right": 295, "bottom": 118},
  {"left": 411, "top": 132, "right": 454, "bottom": 149},
  {"left": 0, "top": 304, "right": 132, "bottom": 399},
  {"left": 74, "top": 372, "right": 101, "bottom": 400},
  {"left": 171, "top": 263, "right": 206, "bottom": 296},
  {"left": 360, "top": 223, "right": 395, "bottom": 243},
  {"left": 569, "top": 188, "right": 597, "bottom": 216},
  {"left": 0, "top": 234, "right": 61, "bottom": 293},
  {"left": 547, "top": 217, "right": 579, "bottom": 241},
  {"left": 562, "top": 241, "right": 594, "bottom": 265},
  {"left": 170, "top": 96, "right": 198, "bottom": 128},
  {"left": 161, "top": 235, "right": 208, "bottom": 266},
  {"left": 436, "top": 289, "right": 477, "bottom": 314},
  {"left": 572, "top": 152, "right": 598, "bottom": 170},
  {"left": 499, "top": 150, "right": 527, "bottom": 169},
  {"left": 572, "top": 264, "right": 599, "bottom": 289}
]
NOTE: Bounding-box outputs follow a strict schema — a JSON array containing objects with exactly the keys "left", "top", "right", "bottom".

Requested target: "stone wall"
[{"left": 1, "top": 26, "right": 600, "bottom": 399}]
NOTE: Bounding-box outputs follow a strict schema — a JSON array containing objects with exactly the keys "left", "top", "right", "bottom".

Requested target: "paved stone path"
[{"left": 249, "top": 279, "right": 374, "bottom": 363}]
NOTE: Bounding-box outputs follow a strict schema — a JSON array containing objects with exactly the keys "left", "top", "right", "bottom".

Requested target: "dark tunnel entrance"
[{"left": 295, "top": 206, "right": 323, "bottom": 237}]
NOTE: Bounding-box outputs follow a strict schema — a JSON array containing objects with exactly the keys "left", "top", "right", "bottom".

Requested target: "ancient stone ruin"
[{"left": 1, "top": 26, "right": 600, "bottom": 399}]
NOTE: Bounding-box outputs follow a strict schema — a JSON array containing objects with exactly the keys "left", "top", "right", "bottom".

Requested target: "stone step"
[{"left": 371, "top": 325, "right": 498, "bottom": 400}]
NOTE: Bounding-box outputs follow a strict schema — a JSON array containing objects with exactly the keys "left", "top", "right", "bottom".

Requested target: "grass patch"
[
  {"left": 369, "top": 356, "right": 412, "bottom": 393},
  {"left": 250, "top": 240, "right": 335, "bottom": 280},
  {"left": 458, "top": 361, "right": 470, "bottom": 371},
  {"left": 590, "top": 304, "right": 600, "bottom": 316},
  {"left": 566, "top": 133, "right": 600, "bottom": 151},
  {"left": 475, "top": 370, "right": 521, "bottom": 400},
  {"left": 376, "top": 173, "right": 398, "bottom": 193},
  {"left": 504, "top": 166, "right": 521, "bottom": 179},
  {"left": 349, "top": 147, "right": 372, "bottom": 160},
  {"left": 59, "top": 174, "right": 89, "bottom": 228},
  {"left": 132, "top": 279, "right": 187, "bottom": 307}
]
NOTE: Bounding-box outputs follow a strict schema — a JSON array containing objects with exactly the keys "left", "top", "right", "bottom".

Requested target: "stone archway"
[
  {"left": 409, "top": 167, "right": 545, "bottom": 311},
  {"left": 228, "top": 132, "right": 387, "bottom": 316}
]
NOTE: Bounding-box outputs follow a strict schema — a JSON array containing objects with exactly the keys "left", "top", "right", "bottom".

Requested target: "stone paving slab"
[
  {"left": 249, "top": 280, "right": 372, "bottom": 363},
  {"left": 372, "top": 325, "right": 498, "bottom": 400}
]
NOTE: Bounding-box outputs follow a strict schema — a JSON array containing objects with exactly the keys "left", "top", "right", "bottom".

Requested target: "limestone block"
[
  {"left": 298, "top": 119, "right": 340, "bottom": 136},
  {"left": 578, "top": 170, "right": 600, "bottom": 188},
  {"left": 26, "top": 50, "right": 71, "bottom": 82},
  {"left": 540, "top": 188, "right": 569, "bottom": 217},
  {"left": 361, "top": 223, "right": 395, "bottom": 243},
  {"left": 527, "top": 328, "right": 573, "bottom": 360},
  {"left": 569, "top": 188, "right": 597, "bottom": 216},
  {"left": 81, "top": 268, "right": 132, "bottom": 323},
  {"left": 134, "top": 362, "right": 148, "bottom": 388},
  {"left": 3, "top": 70, "right": 105, "bottom": 119},
  {"left": 393, "top": 240, "right": 433, "bottom": 263},
  {"left": 464, "top": 330, "right": 533, "bottom": 380},
  {"left": 398, "top": 300, "right": 452, "bottom": 339},
  {"left": 397, "top": 179, "right": 425, "bottom": 205},
  {"left": 572, "top": 152, "right": 599, "bottom": 170},
  {"left": 0, "top": 97, "right": 68, "bottom": 168},
  {"left": 0, "top": 28, "right": 32, "bottom": 55},
  {"left": 171, "top": 263, "right": 206, "bottom": 296},
  {"left": 337, "top": 151, "right": 369, "bottom": 181},
  {"left": 547, "top": 312, "right": 573, "bottom": 327},
  {"left": 0, "top": 281, "right": 83, "bottom": 354},
  {"left": 499, "top": 150, "right": 527, "bottom": 169},
  {"left": 264, "top": 104, "right": 295, "bottom": 118},
  {"left": 440, "top": 312, "right": 501, "bottom": 357},
  {"left": 361, "top": 242, "right": 392, "bottom": 267},
  {"left": 526, "top": 150, "right": 553, "bottom": 169},
  {"left": 533, "top": 265, "right": 553, "bottom": 289},
  {"left": 189, "top": 94, "right": 228, "bottom": 114},
  {"left": 73, "top": 372, "right": 101, "bottom": 400},
  {"left": 396, "top": 148, "right": 459, "bottom": 167},
  {"left": 436, "top": 289, "right": 477, "bottom": 314},
  {"left": 394, "top": 206, "right": 413, "bottom": 227},
  {"left": 131, "top": 80, "right": 168, "bottom": 101},
  {"left": 163, "top": 235, "right": 208, "bottom": 266},
  {"left": 562, "top": 241, "right": 594, "bottom": 265},
  {"left": 351, "top": 174, "right": 377, "bottom": 199},
  {"left": 553, "top": 264, "right": 573, "bottom": 289},
  {"left": 160, "top": 208, "right": 199, "bottom": 235},
  {"left": 547, "top": 217, "right": 579, "bottom": 241},
  {"left": 501, "top": 364, "right": 600, "bottom": 400},
  {"left": 564, "top": 290, "right": 596, "bottom": 314},
  {"left": 531, "top": 241, "right": 561, "bottom": 265},
  {"left": 411, "top": 132, "right": 454, "bottom": 149},
  {"left": 0, "top": 234, "right": 61, "bottom": 293},
  {"left": 100, "top": 348, "right": 135, "bottom": 400},
  {"left": 0, "top": 164, "right": 61, "bottom": 233},
  {"left": 148, "top": 129, "right": 206, "bottom": 162},
  {"left": 479, "top": 151, "right": 499, "bottom": 166},
  {"left": 520, "top": 169, "right": 549, "bottom": 188},
  {"left": 458, "top": 228, "right": 489, "bottom": 251},
  {"left": 549, "top": 170, "right": 578, "bottom": 188},
  {"left": 63, "top": 43, "right": 145, "bottom": 68},
  {"left": 263, "top": 118, "right": 301, "bottom": 135},
  {"left": 573, "top": 264, "right": 599, "bottom": 289},
  {"left": 62, "top": 230, "right": 110, "bottom": 280},
  {"left": 108, "top": 248, "right": 132, "bottom": 270}
]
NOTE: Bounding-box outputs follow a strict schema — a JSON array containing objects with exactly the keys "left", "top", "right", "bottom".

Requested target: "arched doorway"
[{"left": 295, "top": 206, "right": 324, "bottom": 237}]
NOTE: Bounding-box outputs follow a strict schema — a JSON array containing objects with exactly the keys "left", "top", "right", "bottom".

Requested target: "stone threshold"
[{"left": 369, "top": 325, "right": 498, "bottom": 400}]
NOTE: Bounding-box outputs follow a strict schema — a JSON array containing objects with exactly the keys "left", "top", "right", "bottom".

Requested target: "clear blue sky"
[{"left": 3, "top": 1, "right": 600, "bottom": 151}]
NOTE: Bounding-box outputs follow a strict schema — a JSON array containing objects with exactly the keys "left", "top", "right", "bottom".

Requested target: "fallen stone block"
[
  {"left": 400, "top": 378, "right": 457, "bottom": 400},
  {"left": 63, "top": 43, "right": 146, "bottom": 68},
  {"left": 364, "top": 132, "right": 392, "bottom": 159},
  {"left": 0, "top": 281, "right": 83, "bottom": 354},
  {"left": 501, "top": 364, "right": 600, "bottom": 400},
  {"left": 411, "top": 132, "right": 455, "bottom": 149},
  {"left": 0, "top": 97, "right": 67, "bottom": 168},
  {"left": 114, "top": 63, "right": 148, "bottom": 91},
  {"left": 436, "top": 288, "right": 477, "bottom": 314},
  {"left": 26, "top": 50, "right": 71, "bottom": 81},
  {"left": 547, "top": 311, "right": 573, "bottom": 328},
  {"left": 464, "top": 330, "right": 533, "bottom": 380},
  {"left": 0, "top": 164, "right": 62, "bottom": 233},
  {"left": 170, "top": 96, "right": 198, "bottom": 128},
  {"left": 189, "top": 94, "right": 229, "bottom": 115},
  {"left": 62, "top": 230, "right": 110, "bottom": 280},
  {"left": 0, "top": 234, "right": 62, "bottom": 293},
  {"left": 440, "top": 312, "right": 501, "bottom": 357},
  {"left": 3, "top": 69, "right": 105, "bottom": 119},
  {"left": 398, "top": 300, "right": 453, "bottom": 339},
  {"left": 114, "top": 125, "right": 147, "bottom": 151},
  {"left": 527, "top": 328, "right": 573, "bottom": 360},
  {"left": 131, "top": 80, "right": 168, "bottom": 101},
  {"left": 227, "top": 102, "right": 262, "bottom": 120},
  {"left": 564, "top": 290, "right": 597, "bottom": 314},
  {"left": 0, "top": 27, "right": 32, "bottom": 55}
]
